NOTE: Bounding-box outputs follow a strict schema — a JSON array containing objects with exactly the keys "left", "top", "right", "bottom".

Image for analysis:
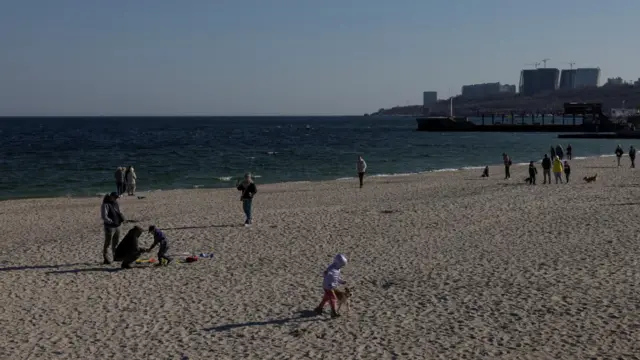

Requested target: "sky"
[{"left": 1, "top": 0, "right": 639, "bottom": 116}]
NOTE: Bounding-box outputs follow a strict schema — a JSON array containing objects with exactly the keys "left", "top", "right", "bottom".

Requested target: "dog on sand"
[
  {"left": 583, "top": 174, "right": 597, "bottom": 183},
  {"left": 334, "top": 287, "right": 352, "bottom": 314}
]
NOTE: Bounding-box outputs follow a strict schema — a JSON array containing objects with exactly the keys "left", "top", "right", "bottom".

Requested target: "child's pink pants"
[{"left": 318, "top": 289, "right": 337, "bottom": 310}]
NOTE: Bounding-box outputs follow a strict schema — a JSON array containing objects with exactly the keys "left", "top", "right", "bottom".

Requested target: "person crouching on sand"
[
  {"left": 114, "top": 226, "right": 145, "bottom": 269},
  {"left": 481, "top": 166, "right": 489, "bottom": 177},
  {"left": 552, "top": 156, "right": 564, "bottom": 184},
  {"left": 236, "top": 173, "right": 257, "bottom": 226},
  {"left": 315, "top": 254, "right": 348, "bottom": 318},
  {"left": 357, "top": 156, "right": 367, "bottom": 188},
  {"left": 528, "top": 161, "right": 537, "bottom": 185}
]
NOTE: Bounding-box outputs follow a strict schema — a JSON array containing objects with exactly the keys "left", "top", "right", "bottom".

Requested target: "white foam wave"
[{"left": 214, "top": 176, "right": 233, "bottom": 181}]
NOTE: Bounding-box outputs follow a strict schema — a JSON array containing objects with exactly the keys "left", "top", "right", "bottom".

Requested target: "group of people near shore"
[{"left": 114, "top": 166, "right": 137, "bottom": 196}]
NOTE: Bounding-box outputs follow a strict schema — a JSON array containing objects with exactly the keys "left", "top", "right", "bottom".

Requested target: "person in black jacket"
[
  {"left": 236, "top": 173, "right": 258, "bottom": 226},
  {"left": 615, "top": 145, "right": 624, "bottom": 166},
  {"left": 528, "top": 161, "right": 538, "bottom": 185},
  {"left": 101, "top": 192, "right": 125, "bottom": 264},
  {"left": 114, "top": 226, "right": 146, "bottom": 269},
  {"left": 541, "top": 154, "right": 551, "bottom": 184}
]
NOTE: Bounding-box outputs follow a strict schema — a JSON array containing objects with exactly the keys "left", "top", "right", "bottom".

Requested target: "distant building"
[
  {"left": 606, "top": 77, "right": 624, "bottom": 86},
  {"left": 422, "top": 91, "right": 437, "bottom": 114},
  {"left": 461, "top": 82, "right": 515, "bottom": 98},
  {"left": 559, "top": 69, "right": 576, "bottom": 90},
  {"left": 574, "top": 68, "right": 600, "bottom": 87},
  {"left": 519, "top": 68, "right": 560, "bottom": 96}
]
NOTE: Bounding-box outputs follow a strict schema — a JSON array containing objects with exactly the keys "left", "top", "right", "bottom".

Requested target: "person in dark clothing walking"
[
  {"left": 541, "top": 154, "right": 551, "bottom": 184},
  {"left": 502, "top": 153, "right": 512, "bottom": 179},
  {"left": 356, "top": 156, "right": 367, "bottom": 188},
  {"left": 236, "top": 173, "right": 258, "bottom": 226},
  {"left": 114, "top": 226, "right": 145, "bottom": 269},
  {"left": 564, "top": 161, "right": 571, "bottom": 182},
  {"left": 566, "top": 144, "right": 572, "bottom": 160},
  {"left": 528, "top": 161, "right": 538, "bottom": 184},
  {"left": 629, "top": 146, "right": 636, "bottom": 168},
  {"left": 147, "top": 225, "right": 172, "bottom": 265},
  {"left": 615, "top": 145, "right": 624, "bottom": 166},
  {"left": 101, "top": 192, "right": 125, "bottom": 264}
]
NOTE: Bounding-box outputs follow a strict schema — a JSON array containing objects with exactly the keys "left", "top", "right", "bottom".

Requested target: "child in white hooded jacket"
[{"left": 314, "top": 254, "right": 348, "bottom": 318}]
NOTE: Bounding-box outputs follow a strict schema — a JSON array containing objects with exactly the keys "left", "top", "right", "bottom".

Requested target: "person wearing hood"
[
  {"left": 236, "top": 173, "right": 257, "bottom": 226},
  {"left": 615, "top": 145, "right": 624, "bottom": 166},
  {"left": 356, "top": 156, "right": 367, "bottom": 188},
  {"left": 629, "top": 145, "right": 636, "bottom": 168},
  {"left": 114, "top": 226, "right": 146, "bottom": 269},
  {"left": 125, "top": 166, "right": 137, "bottom": 196},
  {"left": 314, "top": 254, "right": 348, "bottom": 318},
  {"left": 101, "top": 192, "right": 125, "bottom": 264},
  {"left": 552, "top": 156, "right": 564, "bottom": 184}
]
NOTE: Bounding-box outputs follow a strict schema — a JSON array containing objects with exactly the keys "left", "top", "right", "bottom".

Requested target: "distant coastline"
[{"left": 372, "top": 85, "right": 640, "bottom": 116}]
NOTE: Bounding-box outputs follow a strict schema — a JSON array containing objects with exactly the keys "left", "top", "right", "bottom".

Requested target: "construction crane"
[
  {"left": 541, "top": 58, "right": 550, "bottom": 68},
  {"left": 525, "top": 62, "right": 540, "bottom": 69},
  {"left": 564, "top": 61, "right": 576, "bottom": 69}
]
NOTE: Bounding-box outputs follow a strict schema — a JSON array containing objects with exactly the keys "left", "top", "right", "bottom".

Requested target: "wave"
[{"left": 214, "top": 176, "right": 233, "bottom": 181}]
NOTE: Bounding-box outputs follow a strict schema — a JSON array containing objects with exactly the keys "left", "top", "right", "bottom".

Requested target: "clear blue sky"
[{"left": 1, "top": 0, "right": 638, "bottom": 116}]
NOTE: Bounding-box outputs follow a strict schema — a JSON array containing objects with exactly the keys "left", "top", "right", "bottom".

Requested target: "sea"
[{"left": 0, "top": 116, "right": 631, "bottom": 200}]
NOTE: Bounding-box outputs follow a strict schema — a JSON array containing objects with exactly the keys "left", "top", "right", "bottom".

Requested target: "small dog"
[
  {"left": 584, "top": 174, "right": 598, "bottom": 183},
  {"left": 334, "top": 287, "right": 352, "bottom": 314}
]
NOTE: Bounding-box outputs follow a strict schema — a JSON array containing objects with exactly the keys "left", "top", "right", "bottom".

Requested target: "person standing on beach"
[
  {"left": 566, "top": 144, "right": 572, "bottom": 160},
  {"left": 615, "top": 145, "right": 624, "bottom": 166},
  {"left": 552, "top": 156, "right": 564, "bottom": 184},
  {"left": 550, "top": 146, "right": 556, "bottom": 160},
  {"left": 541, "top": 154, "right": 551, "bottom": 184},
  {"left": 528, "top": 161, "right": 537, "bottom": 185},
  {"left": 236, "top": 173, "right": 257, "bottom": 226},
  {"left": 125, "top": 166, "right": 137, "bottom": 196},
  {"left": 563, "top": 161, "right": 571, "bottom": 182},
  {"left": 114, "top": 167, "right": 125, "bottom": 196},
  {"left": 314, "top": 254, "right": 348, "bottom": 318},
  {"left": 101, "top": 191, "right": 125, "bottom": 264},
  {"left": 555, "top": 145, "right": 564, "bottom": 160},
  {"left": 356, "top": 156, "right": 367, "bottom": 188},
  {"left": 629, "top": 146, "right": 636, "bottom": 168},
  {"left": 502, "top": 153, "right": 511, "bottom": 179}
]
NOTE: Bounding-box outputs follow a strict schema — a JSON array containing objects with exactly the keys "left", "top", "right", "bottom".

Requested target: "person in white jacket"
[
  {"left": 125, "top": 166, "right": 137, "bottom": 196},
  {"left": 356, "top": 156, "right": 367, "bottom": 188},
  {"left": 314, "top": 254, "right": 348, "bottom": 318}
]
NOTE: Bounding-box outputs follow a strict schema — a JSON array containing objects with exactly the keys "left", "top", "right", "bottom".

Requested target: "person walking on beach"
[
  {"left": 125, "top": 166, "right": 137, "bottom": 196},
  {"left": 552, "top": 156, "right": 564, "bottom": 184},
  {"left": 615, "top": 145, "right": 624, "bottom": 166},
  {"left": 314, "top": 254, "right": 348, "bottom": 318},
  {"left": 101, "top": 191, "right": 125, "bottom": 264},
  {"left": 356, "top": 156, "right": 367, "bottom": 188},
  {"left": 629, "top": 146, "right": 636, "bottom": 168},
  {"left": 236, "top": 173, "right": 257, "bottom": 226},
  {"left": 528, "top": 161, "right": 537, "bottom": 185},
  {"left": 502, "top": 153, "right": 511, "bottom": 179},
  {"left": 114, "top": 167, "right": 125, "bottom": 196},
  {"left": 563, "top": 161, "right": 571, "bottom": 182},
  {"left": 541, "top": 154, "right": 551, "bottom": 184},
  {"left": 555, "top": 145, "right": 564, "bottom": 160},
  {"left": 566, "top": 144, "right": 572, "bottom": 160}
]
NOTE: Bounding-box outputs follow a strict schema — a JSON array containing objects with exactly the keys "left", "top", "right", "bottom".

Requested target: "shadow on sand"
[
  {"left": 163, "top": 224, "right": 240, "bottom": 231},
  {"left": 46, "top": 267, "right": 123, "bottom": 274},
  {"left": 204, "top": 310, "right": 326, "bottom": 332},
  {"left": 0, "top": 262, "right": 96, "bottom": 272}
]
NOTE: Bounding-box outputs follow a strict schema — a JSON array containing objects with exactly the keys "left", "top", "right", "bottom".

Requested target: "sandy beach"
[{"left": 1, "top": 155, "right": 639, "bottom": 359}]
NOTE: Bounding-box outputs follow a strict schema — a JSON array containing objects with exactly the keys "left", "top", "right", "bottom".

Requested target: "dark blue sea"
[{"left": 0, "top": 116, "right": 629, "bottom": 200}]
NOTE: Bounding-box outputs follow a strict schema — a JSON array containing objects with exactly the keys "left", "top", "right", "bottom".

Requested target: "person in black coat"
[
  {"left": 114, "top": 226, "right": 146, "bottom": 269},
  {"left": 236, "top": 173, "right": 258, "bottom": 226}
]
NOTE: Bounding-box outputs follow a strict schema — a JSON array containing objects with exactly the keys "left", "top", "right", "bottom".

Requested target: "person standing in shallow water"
[
  {"left": 566, "top": 144, "right": 573, "bottom": 160},
  {"left": 502, "top": 153, "right": 511, "bottom": 179},
  {"left": 356, "top": 156, "right": 367, "bottom": 188},
  {"left": 236, "top": 173, "right": 257, "bottom": 226}
]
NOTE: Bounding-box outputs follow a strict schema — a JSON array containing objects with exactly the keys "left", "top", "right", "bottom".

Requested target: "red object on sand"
[{"left": 185, "top": 256, "right": 198, "bottom": 263}]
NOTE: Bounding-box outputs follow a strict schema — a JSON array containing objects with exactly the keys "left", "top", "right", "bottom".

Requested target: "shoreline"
[{"left": 0, "top": 152, "right": 623, "bottom": 203}]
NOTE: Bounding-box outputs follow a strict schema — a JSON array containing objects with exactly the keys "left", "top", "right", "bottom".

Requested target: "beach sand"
[{"left": 1, "top": 155, "right": 639, "bottom": 359}]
